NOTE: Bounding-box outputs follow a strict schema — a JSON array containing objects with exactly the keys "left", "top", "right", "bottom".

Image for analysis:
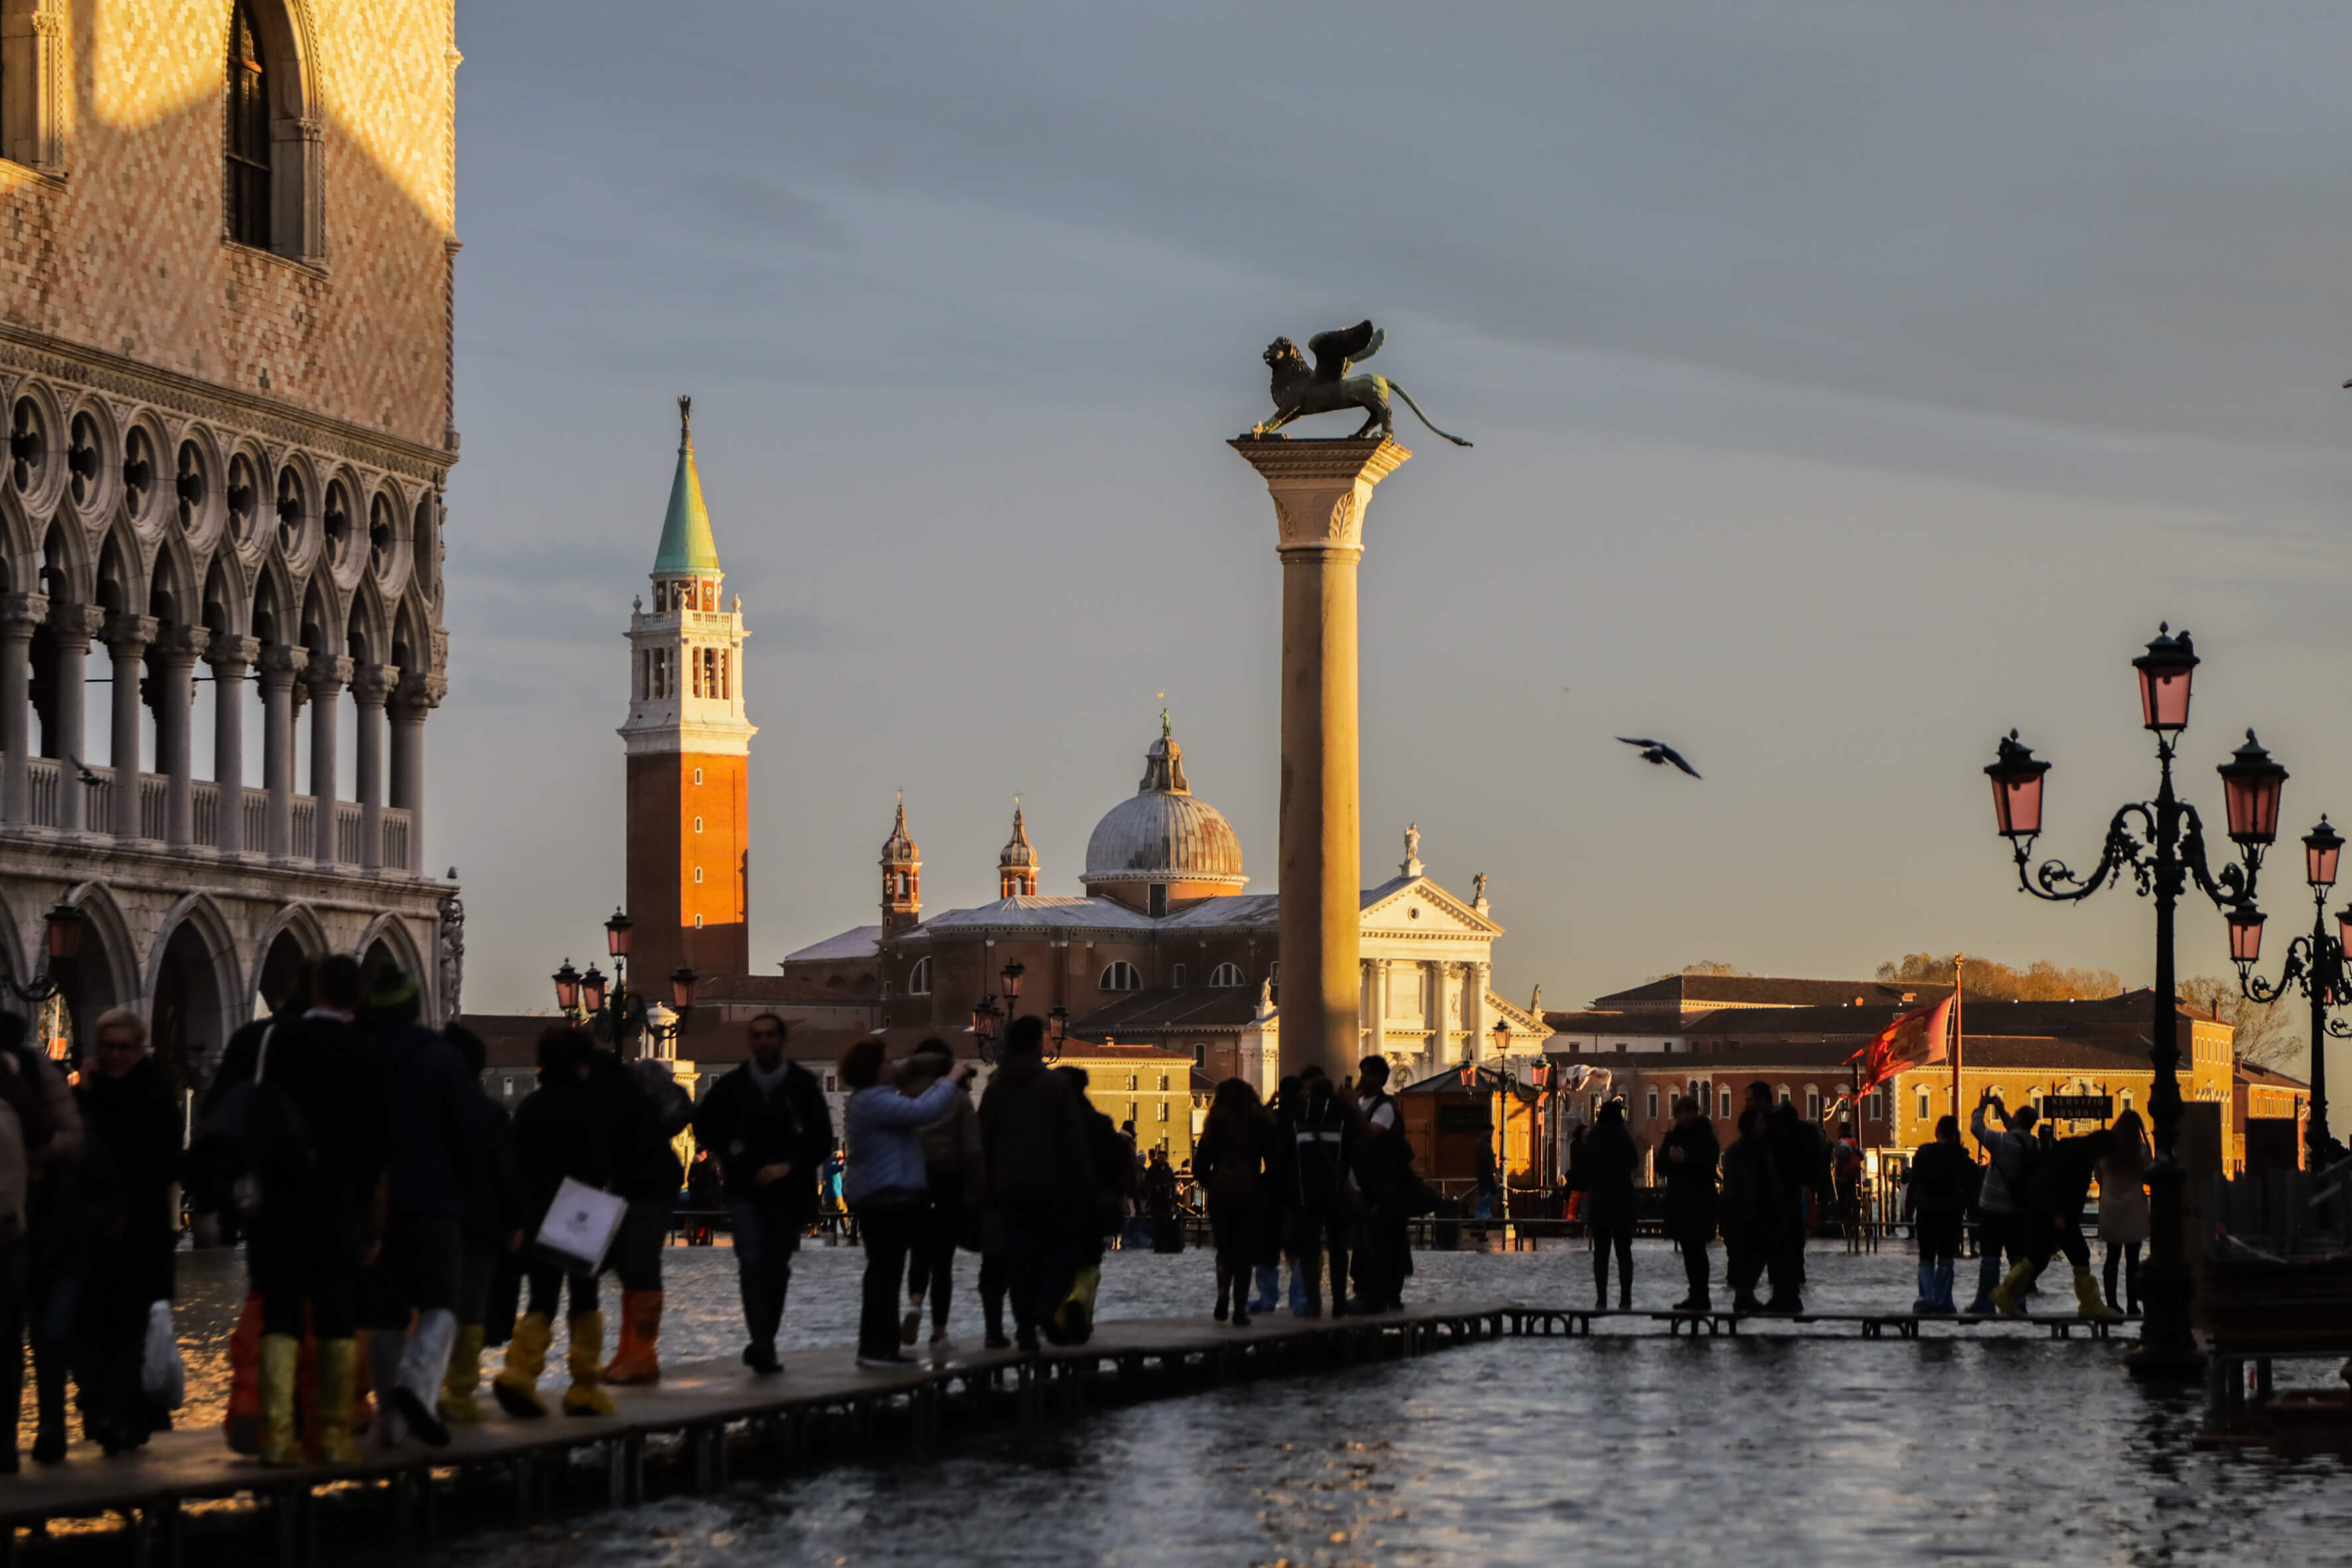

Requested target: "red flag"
[{"left": 1848, "top": 995, "right": 1954, "bottom": 1095}]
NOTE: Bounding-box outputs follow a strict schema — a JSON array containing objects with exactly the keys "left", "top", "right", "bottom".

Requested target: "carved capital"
[
  {"left": 101, "top": 613, "right": 158, "bottom": 655},
  {"left": 257, "top": 644, "right": 309, "bottom": 685},
  {"left": 393, "top": 670, "right": 447, "bottom": 716},
  {"left": 29, "top": 11, "right": 62, "bottom": 37},
  {"left": 206, "top": 635, "right": 262, "bottom": 672},
  {"left": 349, "top": 662, "right": 401, "bottom": 707},
  {"left": 304, "top": 654, "right": 354, "bottom": 695},
  {"left": 44, "top": 602, "right": 104, "bottom": 647},
  {"left": 1229, "top": 437, "right": 1411, "bottom": 555},
  {"left": 0, "top": 592, "right": 48, "bottom": 634},
  {"left": 150, "top": 623, "right": 212, "bottom": 663}
]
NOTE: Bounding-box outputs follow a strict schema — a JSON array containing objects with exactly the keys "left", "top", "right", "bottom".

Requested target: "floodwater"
[{"left": 159, "top": 1233, "right": 2319, "bottom": 1568}]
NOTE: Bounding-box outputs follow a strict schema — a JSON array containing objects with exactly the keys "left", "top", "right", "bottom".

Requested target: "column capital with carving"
[
  {"left": 0, "top": 593, "right": 48, "bottom": 634},
  {"left": 45, "top": 602, "right": 104, "bottom": 647},
  {"left": 349, "top": 663, "right": 402, "bottom": 707},
  {"left": 304, "top": 654, "right": 354, "bottom": 695},
  {"left": 392, "top": 670, "right": 448, "bottom": 716},
  {"left": 256, "top": 644, "right": 310, "bottom": 684},
  {"left": 206, "top": 635, "right": 262, "bottom": 671},
  {"left": 101, "top": 613, "right": 158, "bottom": 654},
  {"left": 1229, "top": 437, "right": 1412, "bottom": 555},
  {"left": 150, "top": 623, "right": 212, "bottom": 662}
]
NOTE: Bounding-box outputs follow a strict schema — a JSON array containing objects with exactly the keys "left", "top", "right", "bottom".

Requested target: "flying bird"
[
  {"left": 65, "top": 753, "right": 100, "bottom": 788},
  {"left": 1617, "top": 736, "right": 1701, "bottom": 779}
]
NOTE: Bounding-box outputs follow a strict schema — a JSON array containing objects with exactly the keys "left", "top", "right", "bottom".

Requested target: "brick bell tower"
[{"left": 620, "top": 396, "right": 756, "bottom": 984}]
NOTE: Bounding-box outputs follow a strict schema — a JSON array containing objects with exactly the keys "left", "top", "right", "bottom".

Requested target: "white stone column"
[
  {"left": 259, "top": 645, "right": 306, "bottom": 863},
  {"left": 208, "top": 635, "right": 258, "bottom": 856},
  {"left": 151, "top": 623, "right": 210, "bottom": 850},
  {"left": 0, "top": 592, "right": 46, "bottom": 825},
  {"left": 103, "top": 615, "right": 156, "bottom": 841},
  {"left": 390, "top": 671, "right": 443, "bottom": 876},
  {"left": 351, "top": 662, "right": 396, "bottom": 873},
  {"left": 48, "top": 605, "right": 99, "bottom": 835},
  {"left": 307, "top": 655, "right": 351, "bottom": 867},
  {"left": 1231, "top": 437, "right": 1411, "bottom": 1080},
  {"left": 1465, "top": 961, "right": 1490, "bottom": 1061}
]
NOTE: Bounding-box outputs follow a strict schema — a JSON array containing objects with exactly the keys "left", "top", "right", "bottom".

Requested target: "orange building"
[{"left": 618, "top": 399, "right": 754, "bottom": 985}]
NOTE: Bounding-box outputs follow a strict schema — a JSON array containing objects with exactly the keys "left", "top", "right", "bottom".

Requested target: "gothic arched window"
[{"left": 225, "top": 1, "right": 273, "bottom": 247}]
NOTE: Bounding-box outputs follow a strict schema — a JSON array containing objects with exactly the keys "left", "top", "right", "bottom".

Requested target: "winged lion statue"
[{"left": 1247, "top": 320, "right": 1472, "bottom": 447}]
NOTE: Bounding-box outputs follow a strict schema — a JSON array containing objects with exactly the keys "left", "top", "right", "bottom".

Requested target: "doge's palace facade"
[{"left": 0, "top": 1, "right": 461, "bottom": 1081}]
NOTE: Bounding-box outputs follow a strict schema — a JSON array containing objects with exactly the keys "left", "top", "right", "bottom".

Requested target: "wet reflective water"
[{"left": 238, "top": 1236, "right": 2340, "bottom": 1568}]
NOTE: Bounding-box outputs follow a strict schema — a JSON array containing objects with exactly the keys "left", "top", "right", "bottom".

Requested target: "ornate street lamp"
[
  {"left": 971, "top": 996, "right": 1002, "bottom": 1066},
  {"left": 581, "top": 964, "right": 609, "bottom": 1016},
  {"left": 1983, "top": 623, "right": 2284, "bottom": 1382},
  {"left": 7, "top": 902, "right": 82, "bottom": 1005},
  {"left": 1047, "top": 1003, "right": 1069, "bottom": 1059},
  {"left": 552, "top": 959, "right": 582, "bottom": 1014},
  {"left": 2231, "top": 817, "right": 2345, "bottom": 1164},
  {"left": 1490, "top": 1016, "right": 1513, "bottom": 1225},
  {"left": 548, "top": 908, "right": 676, "bottom": 1052}
]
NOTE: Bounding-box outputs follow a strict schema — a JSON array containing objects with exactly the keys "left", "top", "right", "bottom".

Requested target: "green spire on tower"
[{"left": 653, "top": 394, "right": 721, "bottom": 575}]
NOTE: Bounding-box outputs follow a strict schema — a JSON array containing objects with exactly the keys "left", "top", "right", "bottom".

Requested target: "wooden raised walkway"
[{"left": 0, "top": 1300, "right": 2127, "bottom": 1564}]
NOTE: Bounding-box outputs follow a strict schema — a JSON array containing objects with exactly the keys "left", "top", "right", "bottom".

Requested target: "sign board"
[
  {"left": 1436, "top": 1104, "right": 1492, "bottom": 1135},
  {"left": 2040, "top": 1093, "right": 2112, "bottom": 1122}
]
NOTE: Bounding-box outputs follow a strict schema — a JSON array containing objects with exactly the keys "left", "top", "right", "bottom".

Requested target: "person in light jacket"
[
  {"left": 900, "top": 1040, "right": 982, "bottom": 1354},
  {"left": 2096, "top": 1109, "right": 2150, "bottom": 1315},
  {"left": 1964, "top": 1095, "right": 2038, "bottom": 1314},
  {"left": 838, "top": 1038, "right": 968, "bottom": 1369}
]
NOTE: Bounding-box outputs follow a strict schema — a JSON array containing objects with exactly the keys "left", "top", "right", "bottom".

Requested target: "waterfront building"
[
  {"left": 774, "top": 720, "right": 1547, "bottom": 1091},
  {"left": 0, "top": 0, "right": 461, "bottom": 1075}
]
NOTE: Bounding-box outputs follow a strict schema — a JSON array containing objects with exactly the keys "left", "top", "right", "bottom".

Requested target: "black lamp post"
[
  {"left": 6, "top": 902, "right": 83, "bottom": 1005},
  {"left": 2227, "top": 815, "right": 2343, "bottom": 1165},
  {"left": 550, "top": 908, "right": 696, "bottom": 1056},
  {"left": 1982, "top": 624, "right": 2286, "bottom": 1381},
  {"left": 971, "top": 996, "right": 1001, "bottom": 1066},
  {"left": 1490, "top": 1017, "right": 1513, "bottom": 1223}
]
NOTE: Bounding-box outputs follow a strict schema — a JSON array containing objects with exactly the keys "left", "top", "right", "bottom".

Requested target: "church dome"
[{"left": 1081, "top": 721, "right": 1247, "bottom": 898}]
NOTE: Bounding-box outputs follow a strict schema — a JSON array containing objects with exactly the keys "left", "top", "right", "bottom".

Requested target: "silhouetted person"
[
  {"left": 977, "top": 1016, "right": 1095, "bottom": 1352},
  {"left": 691, "top": 1014, "right": 830, "bottom": 1373},
  {"left": 1966, "top": 1095, "right": 2039, "bottom": 1314},
  {"left": 1718, "top": 1108, "right": 1780, "bottom": 1313},
  {"left": 74, "top": 1008, "right": 179, "bottom": 1455},
  {"left": 2098, "top": 1109, "right": 2150, "bottom": 1315},
  {"left": 1660, "top": 1095, "right": 1719, "bottom": 1312},
  {"left": 1584, "top": 1099, "right": 1638, "bottom": 1309},
  {"left": 1903, "top": 1115, "right": 1969, "bottom": 1314},
  {"left": 1281, "top": 1069, "right": 1354, "bottom": 1318},
  {"left": 1194, "top": 1078, "right": 1273, "bottom": 1328}
]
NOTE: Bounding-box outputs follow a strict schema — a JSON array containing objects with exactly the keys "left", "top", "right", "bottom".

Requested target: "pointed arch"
[
  {"left": 146, "top": 526, "right": 197, "bottom": 626},
  {"left": 0, "top": 477, "right": 35, "bottom": 597},
  {"left": 356, "top": 911, "right": 427, "bottom": 1011},
  {"left": 62, "top": 881, "right": 140, "bottom": 1054},
  {"left": 37, "top": 514, "right": 89, "bottom": 606},
  {"left": 145, "top": 892, "right": 247, "bottom": 1085},
  {"left": 94, "top": 521, "right": 144, "bottom": 617},
  {"left": 297, "top": 571, "right": 339, "bottom": 659},
  {"left": 200, "top": 549, "right": 250, "bottom": 639},
  {"left": 248, "top": 900, "right": 328, "bottom": 998},
  {"left": 0, "top": 882, "right": 28, "bottom": 995},
  {"left": 250, "top": 554, "right": 297, "bottom": 649},
  {"left": 344, "top": 574, "right": 388, "bottom": 667}
]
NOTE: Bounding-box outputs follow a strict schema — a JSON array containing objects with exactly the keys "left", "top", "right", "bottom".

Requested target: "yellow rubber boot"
[
  {"left": 257, "top": 1333, "right": 303, "bottom": 1466},
  {"left": 1990, "top": 1259, "right": 2041, "bottom": 1318},
  {"left": 562, "top": 1312, "right": 616, "bottom": 1416},
  {"left": 493, "top": 1312, "right": 552, "bottom": 1420},
  {"left": 2073, "top": 1264, "right": 2124, "bottom": 1322},
  {"left": 439, "top": 1324, "right": 485, "bottom": 1425},
  {"left": 313, "top": 1340, "right": 362, "bottom": 1464},
  {"left": 604, "top": 1290, "right": 664, "bottom": 1385}
]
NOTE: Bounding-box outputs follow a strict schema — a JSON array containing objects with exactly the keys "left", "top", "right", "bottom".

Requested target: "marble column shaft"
[
  {"left": 48, "top": 605, "right": 101, "bottom": 834},
  {"left": 209, "top": 636, "right": 259, "bottom": 856},
  {"left": 0, "top": 593, "right": 46, "bottom": 825},
  {"left": 1231, "top": 437, "right": 1410, "bottom": 1079},
  {"left": 103, "top": 615, "right": 157, "bottom": 841},
  {"left": 151, "top": 624, "right": 211, "bottom": 849},
  {"left": 307, "top": 655, "right": 352, "bottom": 868},
  {"left": 259, "top": 645, "right": 307, "bottom": 863},
  {"left": 351, "top": 663, "right": 398, "bottom": 873}
]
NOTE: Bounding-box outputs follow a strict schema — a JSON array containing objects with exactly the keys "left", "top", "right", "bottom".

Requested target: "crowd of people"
[{"left": 0, "top": 980, "right": 2194, "bottom": 1474}]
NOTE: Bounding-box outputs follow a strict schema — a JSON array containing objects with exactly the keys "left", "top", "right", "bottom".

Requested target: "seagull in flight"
[
  {"left": 65, "top": 753, "right": 100, "bottom": 788},
  {"left": 1617, "top": 736, "right": 1701, "bottom": 779}
]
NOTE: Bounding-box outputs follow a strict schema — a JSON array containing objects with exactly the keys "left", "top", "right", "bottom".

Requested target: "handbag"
[
  {"left": 533, "top": 1176, "right": 627, "bottom": 1275},
  {"left": 141, "top": 1300, "right": 186, "bottom": 1410}
]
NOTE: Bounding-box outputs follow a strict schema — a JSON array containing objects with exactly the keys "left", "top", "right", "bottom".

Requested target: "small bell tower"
[
  {"left": 881, "top": 795, "right": 922, "bottom": 937},
  {"left": 619, "top": 396, "right": 755, "bottom": 983},
  {"left": 998, "top": 800, "right": 1038, "bottom": 898}
]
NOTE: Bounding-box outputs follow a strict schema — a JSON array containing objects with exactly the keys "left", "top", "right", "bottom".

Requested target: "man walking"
[
  {"left": 692, "top": 1015, "right": 830, "bottom": 1373},
  {"left": 1965, "top": 1094, "right": 2039, "bottom": 1315},
  {"left": 1660, "top": 1095, "right": 1719, "bottom": 1312}
]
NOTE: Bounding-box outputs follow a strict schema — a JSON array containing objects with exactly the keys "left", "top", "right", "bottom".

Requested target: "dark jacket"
[
  {"left": 260, "top": 1010, "right": 390, "bottom": 1211},
  {"left": 977, "top": 1056, "right": 1095, "bottom": 1228},
  {"left": 1283, "top": 1090, "right": 1356, "bottom": 1211},
  {"left": 1142, "top": 1158, "right": 1178, "bottom": 1219},
  {"left": 372, "top": 1021, "right": 478, "bottom": 1221},
  {"left": 1903, "top": 1139, "right": 1972, "bottom": 1219},
  {"left": 1580, "top": 1119, "right": 1640, "bottom": 1228},
  {"left": 76, "top": 1054, "right": 181, "bottom": 1304},
  {"left": 1194, "top": 1111, "right": 1272, "bottom": 1206},
  {"left": 2026, "top": 1132, "right": 2105, "bottom": 1224},
  {"left": 586, "top": 1052, "right": 678, "bottom": 1204},
  {"left": 512, "top": 1061, "right": 639, "bottom": 1222},
  {"left": 1719, "top": 1132, "right": 1781, "bottom": 1238},
  {"left": 691, "top": 1059, "right": 832, "bottom": 1215},
  {"left": 1766, "top": 1103, "right": 1827, "bottom": 1203},
  {"left": 1660, "top": 1115, "right": 1720, "bottom": 1237},
  {"left": 1350, "top": 1089, "right": 1413, "bottom": 1202},
  {"left": 459, "top": 1090, "right": 528, "bottom": 1246}
]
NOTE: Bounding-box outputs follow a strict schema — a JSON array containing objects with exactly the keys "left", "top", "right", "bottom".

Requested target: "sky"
[{"left": 441, "top": 2, "right": 2352, "bottom": 1089}]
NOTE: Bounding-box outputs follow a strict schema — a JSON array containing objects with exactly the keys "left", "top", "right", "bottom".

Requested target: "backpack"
[{"left": 201, "top": 1018, "right": 315, "bottom": 1209}]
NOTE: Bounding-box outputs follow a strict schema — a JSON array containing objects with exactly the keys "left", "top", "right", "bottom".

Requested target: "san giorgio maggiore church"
[
  {"left": 0, "top": 2, "right": 460, "bottom": 1080},
  {"left": 622, "top": 405, "right": 1543, "bottom": 1094}
]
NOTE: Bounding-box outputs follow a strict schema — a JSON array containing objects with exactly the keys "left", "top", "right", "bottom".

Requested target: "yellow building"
[{"left": 1056, "top": 1038, "right": 1200, "bottom": 1166}]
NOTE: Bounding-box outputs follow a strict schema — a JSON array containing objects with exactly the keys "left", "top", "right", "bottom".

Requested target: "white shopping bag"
[
  {"left": 141, "top": 1300, "right": 185, "bottom": 1409},
  {"left": 534, "top": 1176, "right": 627, "bottom": 1275}
]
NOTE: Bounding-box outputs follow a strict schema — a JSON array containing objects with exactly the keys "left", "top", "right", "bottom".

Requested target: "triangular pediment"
[{"left": 1359, "top": 876, "right": 1500, "bottom": 937}]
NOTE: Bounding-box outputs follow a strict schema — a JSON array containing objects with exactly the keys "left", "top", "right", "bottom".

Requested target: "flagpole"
[{"left": 1952, "top": 953, "right": 1966, "bottom": 1157}]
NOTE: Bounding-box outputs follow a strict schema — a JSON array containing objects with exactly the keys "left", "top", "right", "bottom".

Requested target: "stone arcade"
[{"left": 0, "top": 1, "right": 461, "bottom": 1077}]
